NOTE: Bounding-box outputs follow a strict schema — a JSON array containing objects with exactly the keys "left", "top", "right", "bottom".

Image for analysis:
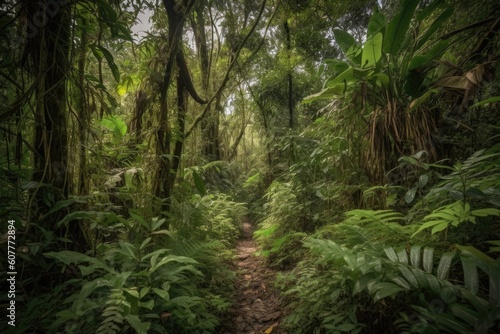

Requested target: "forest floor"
[{"left": 220, "top": 217, "right": 286, "bottom": 334}]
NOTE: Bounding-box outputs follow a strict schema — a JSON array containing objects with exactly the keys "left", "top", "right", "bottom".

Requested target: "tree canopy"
[{"left": 1, "top": 0, "right": 499, "bottom": 332}]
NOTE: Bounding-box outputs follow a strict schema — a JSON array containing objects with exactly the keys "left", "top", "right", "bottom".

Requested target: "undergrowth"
[{"left": 255, "top": 144, "right": 500, "bottom": 333}]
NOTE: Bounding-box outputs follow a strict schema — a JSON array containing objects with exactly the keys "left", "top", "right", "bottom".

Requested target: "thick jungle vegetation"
[{"left": 0, "top": 0, "right": 499, "bottom": 333}]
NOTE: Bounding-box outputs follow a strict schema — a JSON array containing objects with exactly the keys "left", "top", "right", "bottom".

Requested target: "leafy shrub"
[
  {"left": 280, "top": 236, "right": 500, "bottom": 333},
  {"left": 23, "top": 237, "right": 228, "bottom": 334},
  {"left": 174, "top": 192, "right": 247, "bottom": 247}
]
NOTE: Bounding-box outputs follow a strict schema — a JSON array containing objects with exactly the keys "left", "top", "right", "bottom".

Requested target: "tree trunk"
[
  {"left": 284, "top": 19, "right": 294, "bottom": 130},
  {"left": 192, "top": 3, "right": 220, "bottom": 161},
  {"left": 25, "top": 0, "right": 87, "bottom": 250},
  {"left": 154, "top": 0, "right": 206, "bottom": 214}
]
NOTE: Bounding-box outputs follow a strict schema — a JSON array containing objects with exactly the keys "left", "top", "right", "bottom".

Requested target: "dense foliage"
[{"left": 0, "top": 0, "right": 499, "bottom": 333}]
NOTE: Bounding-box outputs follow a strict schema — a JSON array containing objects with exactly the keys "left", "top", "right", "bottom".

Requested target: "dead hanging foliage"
[
  {"left": 364, "top": 100, "right": 439, "bottom": 184},
  {"left": 435, "top": 61, "right": 497, "bottom": 116}
]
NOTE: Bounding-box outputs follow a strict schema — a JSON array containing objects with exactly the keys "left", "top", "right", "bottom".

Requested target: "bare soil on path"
[{"left": 220, "top": 219, "right": 286, "bottom": 334}]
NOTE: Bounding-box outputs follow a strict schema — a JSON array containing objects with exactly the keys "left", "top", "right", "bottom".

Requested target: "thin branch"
[{"left": 184, "top": 0, "right": 268, "bottom": 139}]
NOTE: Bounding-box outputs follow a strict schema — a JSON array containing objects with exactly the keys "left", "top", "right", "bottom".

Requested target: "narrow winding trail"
[{"left": 221, "top": 218, "right": 286, "bottom": 334}]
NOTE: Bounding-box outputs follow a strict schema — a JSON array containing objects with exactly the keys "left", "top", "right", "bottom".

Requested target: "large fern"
[{"left": 301, "top": 237, "right": 500, "bottom": 333}]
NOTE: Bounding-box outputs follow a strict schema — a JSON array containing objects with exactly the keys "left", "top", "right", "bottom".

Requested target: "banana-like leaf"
[
  {"left": 383, "top": 0, "right": 419, "bottom": 55},
  {"left": 362, "top": 32, "right": 383, "bottom": 68},
  {"left": 326, "top": 67, "right": 354, "bottom": 88},
  {"left": 302, "top": 85, "right": 346, "bottom": 104},
  {"left": 408, "top": 40, "right": 449, "bottom": 71},
  {"left": 367, "top": 7, "right": 385, "bottom": 36},
  {"left": 333, "top": 29, "right": 362, "bottom": 63}
]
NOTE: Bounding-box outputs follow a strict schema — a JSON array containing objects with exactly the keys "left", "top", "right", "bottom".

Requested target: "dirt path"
[{"left": 220, "top": 219, "right": 286, "bottom": 334}]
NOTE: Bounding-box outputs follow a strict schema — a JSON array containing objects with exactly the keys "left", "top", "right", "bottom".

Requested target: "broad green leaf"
[
  {"left": 397, "top": 248, "right": 408, "bottom": 264},
  {"left": 384, "top": 247, "right": 398, "bottom": 262},
  {"left": 373, "top": 72, "right": 390, "bottom": 86},
  {"left": 461, "top": 255, "right": 479, "bottom": 295},
  {"left": 79, "top": 279, "right": 110, "bottom": 301},
  {"left": 333, "top": 29, "right": 357, "bottom": 56},
  {"left": 398, "top": 265, "right": 419, "bottom": 288},
  {"left": 124, "top": 314, "right": 150, "bottom": 334},
  {"left": 333, "top": 29, "right": 362, "bottom": 63},
  {"left": 471, "top": 208, "right": 500, "bottom": 217},
  {"left": 97, "top": 45, "right": 120, "bottom": 82},
  {"left": 410, "top": 245, "right": 422, "bottom": 268},
  {"left": 361, "top": 32, "right": 383, "bottom": 68},
  {"left": 44, "top": 250, "right": 113, "bottom": 273},
  {"left": 431, "top": 222, "right": 448, "bottom": 234},
  {"left": 405, "top": 187, "right": 417, "bottom": 204},
  {"left": 455, "top": 245, "right": 494, "bottom": 263},
  {"left": 149, "top": 255, "right": 197, "bottom": 274},
  {"left": 353, "top": 273, "right": 378, "bottom": 295},
  {"left": 408, "top": 40, "right": 449, "bottom": 71},
  {"left": 367, "top": 7, "right": 386, "bottom": 37},
  {"left": 409, "top": 89, "right": 439, "bottom": 110},
  {"left": 152, "top": 287, "right": 170, "bottom": 301},
  {"left": 372, "top": 282, "right": 406, "bottom": 301},
  {"left": 129, "top": 211, "right": 148, "bottom": 229},
  {"left": 383, "top": 0, "right": 419, "bottom": 55},
  {"left": 302, "top": 85, "right": 345, "bottom": 104},
  {"left": 390, "top": 275, "right": 411, "bottom": 290},
  {"left": 326, "top": 67, "right": 353, "bottom": 88},
  {"left": 140, "top": 237, "right": 151, "bottom": 251},
  {"left": 427, "top": 275, "right": 441, "bottom": 294},
  {"left": 56, "top": 210, "right": 100, "bottom": 227},
  {"left": 47, "top": 198, "right": 77, "bottom": 214},
  {"left": 192, "top": 170, "right": 206, "bottom": 196},
  {"left": 100, "top": 115, "right": 127, "bottom": 139},
  {"left": 94, "top": 0, "right": 118, "bottom": 22},
  {"left": 139, "top": 287, "right": 151, "bottom": 299},
  {"left": 418, "top": 174, "right": 429, "bottom": 188},
  {"left": 437, "top": 251, "right": 456, "bottom": 280},
  {"left": 423, "top": 246, "right": 434, "bottom": 273}
]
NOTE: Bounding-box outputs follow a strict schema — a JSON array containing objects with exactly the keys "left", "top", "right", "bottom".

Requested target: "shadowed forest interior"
[{"left": 1, "top": 0, "right": 500, "bottom": 333}]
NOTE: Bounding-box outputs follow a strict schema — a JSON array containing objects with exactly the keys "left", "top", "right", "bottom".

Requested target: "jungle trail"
[{"left": 1, "top": 0, "right": 499, "bottom": 333}]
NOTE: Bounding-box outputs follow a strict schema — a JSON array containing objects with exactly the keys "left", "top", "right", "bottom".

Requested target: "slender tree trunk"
[
  {"left": 192, "top": 3, "right": 220, "bottom": 161},
  {"left": 154, "top": 0, "right": 205, "bottom": 214},
  {"left": 77, "top": 19, "right": 89, "bottom": 196},
  {"left": 284, "top": 19, "right": 294, "bottom": 130}
]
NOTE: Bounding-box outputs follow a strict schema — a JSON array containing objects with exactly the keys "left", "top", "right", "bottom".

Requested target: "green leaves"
[
  {"left": 412, "top": 201, "right": 500, "bottom": 238},
  {"left": 100, "top": 115, "right": 127, "bottom": 140},
  {"left": 362, "top": 33, "right": 383, "bottom": 68},
  {"left": 90, "top": 44, "right": 121, "bottom": 82},
  {"left": 192, "top": 170, "right": 207, "bottom": 196},
  {"left": 383, "top": 0, "right": 419, "bottom": 55},
  {"left": 333, "top": 29, "right": 362, "bottom": 63}
]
